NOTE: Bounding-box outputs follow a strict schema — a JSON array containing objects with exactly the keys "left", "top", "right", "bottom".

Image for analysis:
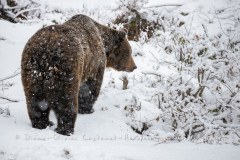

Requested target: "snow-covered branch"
[
  {"left": 143, "top": 4, "right": 183, "bottom": 9},
  {"left": 14, "top": 7, "right": 41, "bottom": 18}
]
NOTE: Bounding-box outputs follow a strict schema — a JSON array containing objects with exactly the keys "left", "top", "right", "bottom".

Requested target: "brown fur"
[{"left": 21, "top": 14, "right": 137, "bottom": 135}]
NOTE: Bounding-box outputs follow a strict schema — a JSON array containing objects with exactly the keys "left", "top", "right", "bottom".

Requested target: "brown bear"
[{"left": 21, "top": 14, "right": 137, "bottom": 135}]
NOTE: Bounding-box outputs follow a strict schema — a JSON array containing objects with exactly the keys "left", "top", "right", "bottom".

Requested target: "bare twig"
[
  {"left": 220, "top": 81, "right": 235, "bottom": 95},
  {"left": 187, "top": 11, "right": 195, "bottom": 35},
  {"left": 0, "top": 96, "right": 19, "bottom": 102},
  {"left": 142, "top": 71, "right": 162, "bottom": 77},
  {"left": 0, "top": 71, "right": 20, "bottom": 81},
  {"left": 120, "top": 75, "right": 128, "bottom": 90},
  {"left": 215, "top": 9, "right": 230, "bottom": 37},
  {"left": 149, "top": 51, "right": 175, "bottom": 65}
]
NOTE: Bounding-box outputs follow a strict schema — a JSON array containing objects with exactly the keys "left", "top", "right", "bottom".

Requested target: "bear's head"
[{"left": 106, "top": 30, "right": 137, "bottom": 72}]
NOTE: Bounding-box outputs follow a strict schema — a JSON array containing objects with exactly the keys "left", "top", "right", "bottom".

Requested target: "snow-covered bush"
[
  {"left": 125, "top": 1, "right": 240, "bottom": 144},
  {"left": 151, "top": 31, "right": 240, "bottom": 144},
  {"left": 113, "top": 0, "right": 162, "bottom": 42},
  {"left": 0, "top": 0, "right": 97, "bottom": 23},
  {"left": 0, "top": 0, "right": 43, "bottom": 22}
]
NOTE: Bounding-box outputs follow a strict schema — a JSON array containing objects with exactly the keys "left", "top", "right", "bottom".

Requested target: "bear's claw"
[
  {"left": 78, "top": 108, "right": 94, "bottom": 114},
  {"left": 55, "top": 128, "right": 73, "bottom": 136}
]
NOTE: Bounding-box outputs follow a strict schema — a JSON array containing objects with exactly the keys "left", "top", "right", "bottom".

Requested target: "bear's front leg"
[
  {"left": 53, "top": 96, "right": 78, "bottom": 136},
  {"left": 78, "top": 81, "right": 95, "bottom": 114}
]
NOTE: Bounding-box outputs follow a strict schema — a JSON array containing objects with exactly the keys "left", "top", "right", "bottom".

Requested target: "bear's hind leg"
[{"left": 27, "top": 94, "right": 51, "bottom": 129}]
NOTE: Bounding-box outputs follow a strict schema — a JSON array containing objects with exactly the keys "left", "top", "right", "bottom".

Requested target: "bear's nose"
[{"left": 133, "top": 66, "right": 137, "bottom": 70}]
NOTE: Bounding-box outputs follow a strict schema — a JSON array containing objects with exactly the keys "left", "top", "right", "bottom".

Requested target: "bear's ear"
[{"left": 118, "top": 30, "right": 126, "bottom": 41}]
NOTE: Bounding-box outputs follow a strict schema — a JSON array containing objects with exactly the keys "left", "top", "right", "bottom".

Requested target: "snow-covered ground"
[{"left": 0, "top": 0, "right": 240, "bottom": 159}]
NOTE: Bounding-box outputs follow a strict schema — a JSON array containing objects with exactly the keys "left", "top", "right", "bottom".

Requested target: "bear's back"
[{"left": 23, "top": 24, "right": 80, "bottom": 57}]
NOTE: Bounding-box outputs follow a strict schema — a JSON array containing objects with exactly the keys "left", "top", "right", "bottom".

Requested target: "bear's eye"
[{"left": 114, "top": 50, "right": 120, "bottom": 56}]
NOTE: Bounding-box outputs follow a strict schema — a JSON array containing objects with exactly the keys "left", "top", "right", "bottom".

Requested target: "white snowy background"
[{"left": 0, "top": 0, "right": 240, "bottom": 159}]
